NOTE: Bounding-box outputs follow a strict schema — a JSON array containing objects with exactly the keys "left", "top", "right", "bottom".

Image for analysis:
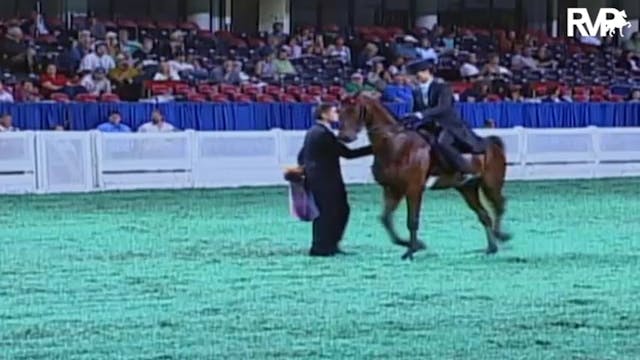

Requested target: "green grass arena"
[{"left": 1, "top": 178, "right": 639, "bottom": 359}]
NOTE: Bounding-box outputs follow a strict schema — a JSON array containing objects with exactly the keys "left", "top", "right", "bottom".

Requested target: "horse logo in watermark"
[{"left": 567, "top": 8, "right": 632, "bottom": 38}]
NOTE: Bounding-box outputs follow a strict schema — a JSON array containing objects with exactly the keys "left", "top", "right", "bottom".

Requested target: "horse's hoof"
[
  {"left": 495, "top": 232, "right": 512, "bottom": 243},
  {"left": 486, "top": 244, "right": 498, "bottom": 255},
  {"left": 401, "top": 251, "right": 414, "bottom": 261}
]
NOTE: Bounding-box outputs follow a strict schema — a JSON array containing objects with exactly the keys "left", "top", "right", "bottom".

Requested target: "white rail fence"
[{"left": 1, "top": 127, "right": 640, "bottom": 194}]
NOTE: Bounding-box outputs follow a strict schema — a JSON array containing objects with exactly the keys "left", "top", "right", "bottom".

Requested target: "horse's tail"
[{"left": 486, "top": 135, "right": 504, "bottom": 152}]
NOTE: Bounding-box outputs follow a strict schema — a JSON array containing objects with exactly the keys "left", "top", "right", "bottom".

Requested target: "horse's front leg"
[
  {"left": 381, "top": 186, "right": 410, "bottom": 249},
  {"left": 402, "top": 187, "right": 427, "bottom": 260}
]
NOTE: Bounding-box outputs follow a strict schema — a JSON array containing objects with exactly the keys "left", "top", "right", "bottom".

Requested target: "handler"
[{"left": 297, "top": 103, "right": 372, "bottom": 257}]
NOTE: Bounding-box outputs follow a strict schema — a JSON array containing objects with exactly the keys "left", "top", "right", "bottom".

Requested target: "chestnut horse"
[{"left": 338, "top": 96, "right": 511, "bottom": 260}]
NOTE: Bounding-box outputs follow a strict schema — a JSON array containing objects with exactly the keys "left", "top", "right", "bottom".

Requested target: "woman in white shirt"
[{"left": 153, "top": 61, "right": 180, "bottom": 81}]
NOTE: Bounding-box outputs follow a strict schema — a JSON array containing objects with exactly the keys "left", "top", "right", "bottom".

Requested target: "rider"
[{"left": 405, "top": 59, "right": 483, "bottom": 184}]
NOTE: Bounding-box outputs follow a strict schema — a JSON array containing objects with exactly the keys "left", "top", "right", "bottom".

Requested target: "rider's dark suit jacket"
[
  {"left": 412, "top": 81, "right": 482, "bottom": 152},
  {"left": 297, "top": 122, "right": 372, "bottom": 255}
]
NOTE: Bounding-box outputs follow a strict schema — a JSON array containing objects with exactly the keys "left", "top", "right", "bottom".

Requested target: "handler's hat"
[{"left": 406, "top": 59, "right": 435, "bottom": 75}]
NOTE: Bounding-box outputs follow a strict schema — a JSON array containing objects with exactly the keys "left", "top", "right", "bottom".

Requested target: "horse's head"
[{"left": 337, "top": 94, "right": 370, "bottom": 143}]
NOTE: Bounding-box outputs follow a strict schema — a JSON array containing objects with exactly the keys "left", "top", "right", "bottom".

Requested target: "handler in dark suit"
[
  {"left": 297, "top": 103, "right": 373, "bottom": 257},
  {"left": 406, "top": 59, "right": 484, "bottom": 184}
]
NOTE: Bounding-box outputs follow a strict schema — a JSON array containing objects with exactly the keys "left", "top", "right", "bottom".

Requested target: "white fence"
[{"left": 1, "top": 127, "right": 640, "bottom": 194}]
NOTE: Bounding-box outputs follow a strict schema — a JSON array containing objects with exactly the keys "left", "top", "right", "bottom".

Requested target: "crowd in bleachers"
[{"left": 1, "top": 12, "right": 640, "bottom": 105}]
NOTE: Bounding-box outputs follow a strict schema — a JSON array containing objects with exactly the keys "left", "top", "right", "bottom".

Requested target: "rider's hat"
[{"left": 407, "top": 59, "right": 436, "bottom": 75}]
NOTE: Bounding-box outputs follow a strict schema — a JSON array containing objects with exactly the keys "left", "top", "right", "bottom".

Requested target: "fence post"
[
  {"left": 271, "top": 127, "right": 284, "bottom": 168},
  {"left": 589, "top": 125, "right": 600, "bottom": 179},
  {"left": 186, "top": 129, "right": 197, "bottom": 189}
]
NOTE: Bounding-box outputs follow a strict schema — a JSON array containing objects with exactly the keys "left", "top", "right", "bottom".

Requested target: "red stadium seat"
[
  {"left": 187, "top": 93, "right": 207, "bottom": 102},
  {"left": 608, "top": 94, "right": 624, "bottom": 102},
  {"left": 486, "top": 94, "right": 502, "bottom": 102},
  {"left": 76, "top": 93, "right": 98, "bottom": 102},
  {"left": 299, "top": 94, "right": 316, "bottom": 103},
  {"left": 50, "top": 93, "right": 70, "bottom": 102},
  {"left": 307, "top": 86, "right": 323, "bottom": 96},
  {"left": 219, "top": 84, "right": 238, "bottom": 95},
  {"left": 590, "top": 95, "right": 605, "bottom": 102},
  {"left": 321, "top": 94, "right": 338, "bottom": 103},
  {"left": 265, "top": 85, "right": 282, "bottom": 96},
  {"left": 572, "top": 86, "right": 588, "bottom": 96},
  {"left": 281, "top": 95, "right": 298, "bottom": 103},
  {"left": 150, "top": 83, "right": 172, "bottom": 95},
  {"left": 101, "top": 93, "right": 120, "bottom": 102},
  {"left": 235, "top": 94, "right": 252, "bottom": 102},
  {"left": 573, "top": 94, "right": 589, "bottom": 102},
  {"left": 256, "top": 95, "right": 276, "bottom": 102},
  {"left": 210, "top": 93, "right": 229, "bottom": 102},
  {"left": 197, "top": 84, "right": 217, "bottom": 94}
]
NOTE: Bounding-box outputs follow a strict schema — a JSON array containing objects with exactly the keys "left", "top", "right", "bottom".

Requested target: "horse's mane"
[{"left": 359, "top": 96, "right": 400, "bottom": 127}]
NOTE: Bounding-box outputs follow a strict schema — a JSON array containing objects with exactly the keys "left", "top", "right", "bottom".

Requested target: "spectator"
[
  {"left": 619, "top": 51, "right": 640, "bottom": 73},
  {"left": 80, "top": 42, "right": 116, "bottom": 72},
  {"left": 169, "top": 52, "right": 195, "bottom": 74},
  {"left": 118, "top": 28, "right": 141, "bottom": 55},
  {"left": 138, "top": 110, "right": 176, "bottom": 132},
  {"left": 387, "top": 56, "right": 406, "bottom": 76},
  {"left": 0, "top": 81, "right": 14, "bottom": 103},
  {"left": 482, "top": 53, "right": 512, "bottom": 78},
  {"left": 542, "top": 86, "right": 572, "bottom": 102},
  {"left": 366, "top": 61, "right": 389, "bottom": 90},
  {"left": 506, "top": 87, "right": 525, "bottom": 102},
  {"left": 327, "top": 36, "right": 351, "bottom": 64},
  {"left": 307, "top": 35, "right": 326, "bottom": 57},
  {"left": 97, "top": 111, "right": 132, "bottom": 132},
  {"left": 161, "top": 31, "right": 186, "bottom": 59},
  {"left": 511, "top": 46, "right": 538, "bottom": 71},
  {"left": 356, "top": 42, "right": 382, "bottom": 68},
  {"left": 623, "top": 32, "right": 640, "bottom": 54},
  {"left": 14, "top": 80, "right": 40, "bottom": 102},
  {"left": 535, "top": 47, "right": 557, "bottom": 69},
  {"left": 70, "top": 30, "right": 94, "bottom": 70},
  {"left": 86, "top": 15, "right": 106, "bottom": 39},
  {"left": 344, "top": 73, "right": 376, "bottom": 94},
  {"left": 415, "top": 38, "right": 438, "bottom": 63},
  {"left": 460, "top": 80, "right": 491, "bottom": 102},
  {"left": 381, "top": 73, "right": 413, "bottom": 105},
  {"left": 460, "top": 53, "right": 481, "bottom": 79},
  {"left": 283, "top": 37, "right": 303, "bottom": 59},
  {"left": 484, "top": 119, "right": 496, "bottom": 128},
  {"left": 153, "top": 61, "right": 180, "bottom": 81},
  {"left": 273, "top": 49, "right": 297, "bottom": 76},
  {"left": 628, "top": 89, "right": 640, "bottom": 102},
  {"left": 259, "top": 35, "right": 281, "bottom": 58},
  {"left": 105, "top": 31, "right": 120, "bottom": 57},
  {"left": 499, "top": 30, "right": 518, "bottom": 53},
  {"left": 254, "top": 51, "right": 277, "bottom": 80},
  {"left": 299, "top": 27, "right": 314, "bottom": 48},
  {"left": 271, "top": 22, "right": 287, "bottom": 39},
  {"left": 394, "top": 35, "right": 419, "bottom": 59},
  {"left": 40, "top": 63, "right": 85, "bottom": 98},
  {"left": 0, "top": 26, "right": 35, "bottom": 73},
  {"left": 109, "top": 54, "right": 140, "bottom": 101},
  {"left": 80, "top": 67, "right": 112, "bottom": 96},
  {"left": 133, "top": 37, "right": 159, "bottom": 65},
  {"left": 212, "top": 59, "right": 247, "bottom": 84},
  {"left": 0, "top": 114, "right": 17, "bottom": 131}
]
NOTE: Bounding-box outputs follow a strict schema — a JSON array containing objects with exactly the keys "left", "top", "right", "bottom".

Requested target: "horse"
[{"left": 337, "top": 96, "right": 511, "bottom": 260}]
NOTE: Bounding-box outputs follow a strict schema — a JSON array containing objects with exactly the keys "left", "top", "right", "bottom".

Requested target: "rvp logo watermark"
[{"left": 567, "top": 8, "right": 631, "bottom": 37}]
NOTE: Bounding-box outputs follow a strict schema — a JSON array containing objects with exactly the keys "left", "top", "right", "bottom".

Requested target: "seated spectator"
[
  {"left": 460, "top": 53, "right": 481, "bottom": 79},
  {"left": 169, "top": 52, "right": 195, "bottom": 74},
  {"left": 254, "top": 51, "right": 277, "bottom": 80},
  {"left": 40, "top": 63, "right": 86, "bottom": 99},
  {"left": 499, "top": 30, "right": 518, "bottom": 53},
  {"left": 160, "top": 31, "right": 186, "bottom": 59},
  {"left": 133, "top": 36, "right": 159, "bottom": 65},
  {"left": 484, "top": 119, "right": 496, "bottom": 128},
  {"left": 482, "top": 54, "right": 512, "bottom": 78},
  {"left": 97, "top": 111, "right": 132, "bottom": 132},
  {"left": 366, "top": 61, "right": 389, "bottom": 90},
  {"left": 307, "top": 34, "right": 326, "bottom": 57},
  {"left": 86, "top": 15, "right": 106, "bottom": 39},
  {"left": 0, "top": 114, "right": 17, "bottom": 131},
  {"left": 511, "top": 46, "right": 538, "bottom": 71},
  {"left": 69, "top": 30, "right": 94, "bottom": 71},
  {"left": 619, "top": 51, "right": 640, "bottom": 73},
  {"left": 283, "top": 37, "right": 303, "bottom": 59},
  {"left": 81, "top": 68, "right": 112, "bottom": 96},
  {"left": 153, "top": 61, "right": 180, "bottom": 81},
  {"left": 628, "top": 89, "right": 640, "bottom": 102},
  {"left": 357, "top": 42, "right": 382, "bottom": 68},
  {"left": 118, "top": 28, "right": 141, "bottom": 55},
  {"left": 105, "top": 31, "right": 120, "bottom": 57},
  {"left": 542, "top": 86, "right": 572, "bottom": 102},
  {"left": 0, "top": 26, "right": 35, "bottom": 73},
  {"left": 415, "top": 38, "right": 438, "bottom": 63},
  {"left": 273, "top": 49, "right": 297, "bottom": 76},
  {"left": 460, "top": 80, "right": 491, "bottom": 102},
  {"left": 0, "top": 80, "right": 14, "bottom": 103},
  {"left": 344, "top": 73, "right": 376, "bottom": 94},
  {"left": 80, "top": 42, "right": 116, "bottom": 72},
  {"left": 387, "top": 56, "right": 406, "bottom": 76},
  {"left": 258, "top": 35, "right": 281, "bottom": 58},
  {"left": 109, "top": 54, "right": 140, "bottom": 101},
  {"left": 506, "top": 87, "right": 525, "bottom": 102},
  {"left": 326, "top": 36, "right": 351, "bottom": 64},
  {"left": 535, "top": 47, "right": 557, "bottom": 69},
  {"left": 138, "top": 110, "right": 176, "bottom": 132},
  {"left": 14, "top": 80, "right": 40, "bottom": 102},
  {"left": 623, "top": 32, "right": 640, "bottom": 54},
  {"left": 381, "top": 73, "right": 413, "bottom": 105},
  {"left": 394, "top": 35, "right": 419, "bottom": 59}
]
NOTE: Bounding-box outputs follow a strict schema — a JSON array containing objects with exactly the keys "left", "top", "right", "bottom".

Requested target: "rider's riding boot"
[{"left": 438, "top": 144, "right": 480, "bottom": 185}]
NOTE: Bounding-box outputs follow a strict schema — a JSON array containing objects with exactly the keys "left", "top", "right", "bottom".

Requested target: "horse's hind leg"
[
  {"left": 402, "top": 186, "right": 427, "bottom": 260},
  {"left": 482, "top": 184, "right": 511, "bottom": 242},
  {"left": 381, "top": 186, "right": 410, "bottom": 249},
  {"left": 457, "top": 184, "right": 498, "bottom": 254}
]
